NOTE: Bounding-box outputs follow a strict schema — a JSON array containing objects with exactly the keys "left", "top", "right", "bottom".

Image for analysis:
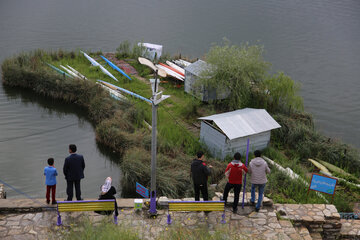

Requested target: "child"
[{"left": 44, "top": 158, "right": 58, "bottom": 204}]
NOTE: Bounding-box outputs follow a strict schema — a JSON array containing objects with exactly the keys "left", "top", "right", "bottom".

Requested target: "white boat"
[
  {"left": 156, "top": 64, "right": 184, "bottom": 81},
  {"left": 60, "top": 65, "right": 80, "bottom": 79},
  {"left": 174, "top": 59, "right": 191, "bottom": 68},
  {"left": 166, "top": 61, "right": 185, "bottom": 76},
  {"left": 67, "top": 65, "right": 88, "bottom": 80},
  {"left": 81, "top": 51, "right": 118, "bottom": 81}
]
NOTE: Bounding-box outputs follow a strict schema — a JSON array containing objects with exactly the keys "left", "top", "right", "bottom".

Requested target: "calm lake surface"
[{"left": 0, "top": 0, "right": 359, "bottom": 197}]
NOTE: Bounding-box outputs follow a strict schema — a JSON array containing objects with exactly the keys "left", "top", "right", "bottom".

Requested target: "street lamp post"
[
  {"left": 149, "top": 71, "right": 169, "bottom": 215},
  {"left": 137, "top": 57, "right": 168, "bottom": 215}
]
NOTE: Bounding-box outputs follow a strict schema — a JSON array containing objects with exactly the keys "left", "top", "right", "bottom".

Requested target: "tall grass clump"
[
  {"left": 158, "top": 224, "right": 247, "bottom": 240},
  {"left": 272, "top": 112, "right": 360, "bottom": 177},
  {"left": 120, "top": 148, "right": 194, "bottom": 198},
  {"left": 56, "top": 217, "right": 141, "bottom": 240},
  {"left": 121, "top": 147, "right": 227, "bottom": 198}
]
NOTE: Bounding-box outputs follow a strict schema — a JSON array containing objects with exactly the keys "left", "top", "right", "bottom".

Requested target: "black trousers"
[
  {"left": 66, "top": 179, "right": 81, "bottom": 201},
  {"left": 194, "top": 183, "right": 208, "bottom": 201},
  {"left": 223, "top": 182, "right": 242, "bottom": 210}
]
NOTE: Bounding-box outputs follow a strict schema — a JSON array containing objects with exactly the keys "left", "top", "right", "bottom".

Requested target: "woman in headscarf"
[{"left": 95, "top": 177, "right": 118, "bottom": 216}]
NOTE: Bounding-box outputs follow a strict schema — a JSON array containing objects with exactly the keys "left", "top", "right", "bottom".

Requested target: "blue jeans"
[{"left": 251, "top": 183, "right": 266, "bottom": 209}]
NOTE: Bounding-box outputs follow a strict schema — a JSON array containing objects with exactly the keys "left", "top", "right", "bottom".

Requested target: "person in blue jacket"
[
  {"left": 44, "top": 158, "right": 58, "bottom": 204},
  {"left": 63, "top": 144, "right": 85, "bottom": 201}
]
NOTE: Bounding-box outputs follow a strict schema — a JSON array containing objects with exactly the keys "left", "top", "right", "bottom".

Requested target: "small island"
[{"left": 1, "top": 40, "right": 359, "bottom": 239}]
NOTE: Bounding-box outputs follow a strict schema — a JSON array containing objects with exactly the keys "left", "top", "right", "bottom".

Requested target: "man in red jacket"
[{"left": 222, "top": 152, "right": 248, "bottom": 213}]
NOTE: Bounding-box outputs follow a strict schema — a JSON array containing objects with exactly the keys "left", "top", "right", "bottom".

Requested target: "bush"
[{"left": 116, "top": 40, "right": 131, "bottom": 58}]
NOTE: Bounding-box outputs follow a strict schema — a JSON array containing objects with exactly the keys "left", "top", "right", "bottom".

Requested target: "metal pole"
[
  {"left": 241, "top": 139, "right": 250, "bottom": 209},
  {"left": 149, "top": 73, "right": 158, "bottom": 215}
]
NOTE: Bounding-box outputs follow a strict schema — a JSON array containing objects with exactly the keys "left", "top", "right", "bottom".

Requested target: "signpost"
[{"left": 308, "top": 173, "right": 338, "bottom": 203}]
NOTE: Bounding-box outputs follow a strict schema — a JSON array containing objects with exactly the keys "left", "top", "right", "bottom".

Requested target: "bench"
[
  {"left": 167, "top": 200, "right": 226, "bottom": 225},
  {"left": 56, "top": 200, "right": 117, "bottom": 226}
]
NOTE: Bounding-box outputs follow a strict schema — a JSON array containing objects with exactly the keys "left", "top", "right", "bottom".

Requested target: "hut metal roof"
[
  {"left": 198, "top": 108, "right": 281, "bottom": 140},
  {"left": 184, "top": 60, "right": 210, "bottom": 76}
]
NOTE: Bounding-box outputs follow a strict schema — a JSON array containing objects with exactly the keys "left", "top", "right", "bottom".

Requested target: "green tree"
[
  {"left": 199, "top": 39, "right": 303, "bottom": 113},
  {"left": 263, "top": 72, "right": 303, "bottom": 113},
  {"left": 199, "top": 40, "right": 270, "bottom": 110}
]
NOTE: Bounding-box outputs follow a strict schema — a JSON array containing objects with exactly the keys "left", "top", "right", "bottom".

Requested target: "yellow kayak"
[{"left": 308, "top": 158, "right": 332, "bottom": 176}]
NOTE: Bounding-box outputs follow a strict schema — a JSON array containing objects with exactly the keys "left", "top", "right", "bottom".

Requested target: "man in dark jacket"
[
  {"left": 191, "top": 151, "right": 212, "bottom": 201},
  {"left": 63, "top": 144, "right": 85, "bottom": 201}
]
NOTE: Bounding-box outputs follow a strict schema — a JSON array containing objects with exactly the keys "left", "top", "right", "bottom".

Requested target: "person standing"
[
  {"left": 222, "top": 152, "right": 248, "bottom": 213},
  {"left": 44, "top": 158, "right": 58, "bottom": 204},
  {"left": 191, "top": 151, "right": 212, "bottom": 201},
  {"left": 63, "top": 144, "right": 85, "bottom": 201},
  {"left": 248, "top": 150, "right": 270, "bottom": 212}
]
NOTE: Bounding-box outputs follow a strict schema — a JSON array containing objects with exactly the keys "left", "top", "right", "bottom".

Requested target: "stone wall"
[{"left": 276, "top": 204, "right": 342, "bottom": 239}]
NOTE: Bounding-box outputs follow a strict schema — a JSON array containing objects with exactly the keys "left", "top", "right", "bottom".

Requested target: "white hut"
[
  {"left": 138, "top": 43, "right": 163, "bottom": 60},
  {"left": 184, "top": 60, "right": 228, "bottom": 102},
  {"left": 199, "top": 108, "right": 281, "bottom": 159}
]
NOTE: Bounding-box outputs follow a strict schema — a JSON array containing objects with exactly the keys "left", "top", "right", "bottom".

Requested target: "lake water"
[{"left": 0, "top": 0, "right": 359, "bottom": 197}]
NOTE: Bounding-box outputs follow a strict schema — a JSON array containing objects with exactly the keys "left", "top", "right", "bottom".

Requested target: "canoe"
[
  {"left": 156, "top": 64, "right": 184, "bottom": 81},
  {"left": 317, "top": 160, "right": 351, "bottom": 177},
  {"left": 308, "top": 159, "right": 332, "bottom": 176},
  {"left": 81, "top": 51, "right": 99, "bottom": 66},
  {"left": 166, "top": 61, "right": 185, "bottom": 76},
  {"left": 97, "top": 82, "right": 126, "bottom": 101},
  {"left": 174, "top": 59, "right": 191, "bottom": 68},
  {"left": 97, "top": 80, "right": 152, "bottom": 104},
  {"left": 45, "top": 63, "right": 73, "bottom": 78},
  {"left": 60, "top": 65, "right": 80, "bottom": 79},
  {"left": 66, "top": 65, "right": 88, "bottom": 80},
  {"left": 160, "top": 62, "right": 185, "bottom": 77},
  {"left": 100, "top": 55, "right": 132, "bottom": 81},
  {"left": 81, "top": 51, "right": 118, "bottom": 81}
]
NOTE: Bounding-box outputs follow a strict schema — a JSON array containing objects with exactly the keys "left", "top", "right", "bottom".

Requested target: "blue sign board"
[
  {"left": 309, "top": 174, "right": 337, "bottom": 195},
  {"left": 136, "top": 182, "right": 149, "bottom": 198}
]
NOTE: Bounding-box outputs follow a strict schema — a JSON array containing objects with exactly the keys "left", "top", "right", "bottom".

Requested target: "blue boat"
[
  {"left": 45, "top": 63, "right": 73, "bottom": 78},
  {"left": 100, "top": 55, "right": 132, "bottom": 81}
]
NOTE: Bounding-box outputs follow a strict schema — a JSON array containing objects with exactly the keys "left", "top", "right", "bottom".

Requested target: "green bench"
[
  {"left": 167, "top": 200, "right": 226, "bottom": 224},
  {"left": 57, "top": 200, "right": 117, "bottom": 225}
]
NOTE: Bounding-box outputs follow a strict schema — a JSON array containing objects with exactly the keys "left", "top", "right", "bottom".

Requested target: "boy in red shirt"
[{"left": 222, "top": 152, "right": 248, "bottom": 213}]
